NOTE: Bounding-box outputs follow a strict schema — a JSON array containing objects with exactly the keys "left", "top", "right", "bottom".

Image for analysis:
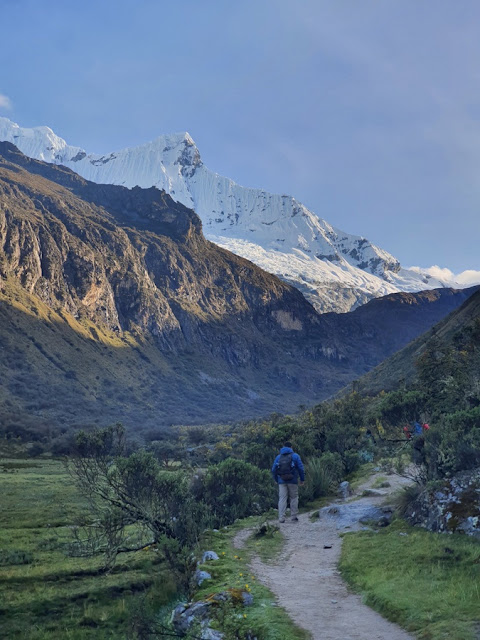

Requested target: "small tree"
[
  {"left": 67, "top": 424, "right": 208, "bottom": 589},
  {"left": 199, "top": 458, "right": 275, "bottom": 526}
]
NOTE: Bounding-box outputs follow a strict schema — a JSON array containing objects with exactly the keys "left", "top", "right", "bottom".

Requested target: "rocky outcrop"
[
  {"left": 405, "top": 471, "right": 480, "bottom": 537},
  {"left": 0, "top": 142, "right": 319, "bottom": 350}
]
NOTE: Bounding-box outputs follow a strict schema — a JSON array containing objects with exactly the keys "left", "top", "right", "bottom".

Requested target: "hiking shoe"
[
  {"left": 291, "top": 516, "right": 299, "bottom": 522},
  {"left": 279, "top": 517, "right": 286, "bottom": 523}
]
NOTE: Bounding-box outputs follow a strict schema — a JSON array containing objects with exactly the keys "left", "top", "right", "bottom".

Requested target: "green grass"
[
  {"left": 0, "top": 457, "right": 176, "bottom": 639},
  {"left": 340, "top": 520, "right": 480, "bottom": 640},
  {"left": 193, "top": 519, "right": 309, "bottom": 640},
  {"left": 244, "top": 517, "right": 286, "bottom": 563},
  {"left": 1, "top": 457, "right": 307, "bottom": 639},
  {"left": 345, "top": 462, "right": 376, "bottom": 491}
]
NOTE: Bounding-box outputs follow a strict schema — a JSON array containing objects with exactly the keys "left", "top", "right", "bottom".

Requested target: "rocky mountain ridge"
[{"left": 2, "top": 117, "right": 477, "bottom": 312}]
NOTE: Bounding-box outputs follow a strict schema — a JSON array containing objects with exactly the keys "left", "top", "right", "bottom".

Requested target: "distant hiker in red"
[
  {"left": 403, "top": 425, "right": 412, "bottom": 440},
  {"left": 271, "top": 441, "right": 305, "bottom": 523}
]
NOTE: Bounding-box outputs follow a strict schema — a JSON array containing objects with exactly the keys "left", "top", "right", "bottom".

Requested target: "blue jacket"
[{"left": 272, "top": 447, "right": 305, "bottom": 484}]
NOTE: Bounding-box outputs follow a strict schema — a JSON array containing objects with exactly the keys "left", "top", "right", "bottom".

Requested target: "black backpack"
[{"left": 277, "top": 453, "right": 294, "bottom": 481}]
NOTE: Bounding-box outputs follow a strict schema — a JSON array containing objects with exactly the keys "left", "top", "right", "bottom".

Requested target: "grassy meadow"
[
  {"left": 340, "top": 520, "right": 480, "bottom": 640},
  {"left": 0, "top": 452, "right": 307, "bottom": 639},
  {"left": 0, "top": 454, "right": 176, "bottom": 639}
]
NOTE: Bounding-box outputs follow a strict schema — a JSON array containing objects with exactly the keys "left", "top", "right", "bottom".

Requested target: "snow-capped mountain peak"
[{"left": 1, "top": 116, "right": 478, "bottom": 312}]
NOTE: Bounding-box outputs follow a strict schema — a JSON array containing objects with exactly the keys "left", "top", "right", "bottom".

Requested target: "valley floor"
[{"left": 234, "top": 474, "right": 414, "bottom": 640}]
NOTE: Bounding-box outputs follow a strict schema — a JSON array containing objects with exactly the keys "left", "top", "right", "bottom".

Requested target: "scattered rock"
[
  {"left": 201, "top": 628, "right": 224, "bottom": 640},
  {"left": 194, "top": 570, "right": 212, "bottom": 586},
  {"left": 339, "top": 481, "right": 352, "bottom": 500},
  {"left": 172, "top": 602, "right": 212, "bottom": 635},
  {"left": 376, "top": 516, "right": 391, "bottom": 528},
  {"left": 202, "top": 550, "right": 220, "bottom": 562}
]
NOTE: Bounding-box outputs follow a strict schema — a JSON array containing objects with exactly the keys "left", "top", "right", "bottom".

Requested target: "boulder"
[
  {"left": 319, "top": 502, "right": 387, "bottom": 530},
  {"left": 338, "top": 481, "right": 352, "bottom": 500},
  {"left": 405, "top": 470, "right": 480, "bottom": 537},
  {"left": 172, "top": 602, "right": 211, "bottom": 635},
  {"left": 194, "top": 570, "right": 212, "bottom": 586}
]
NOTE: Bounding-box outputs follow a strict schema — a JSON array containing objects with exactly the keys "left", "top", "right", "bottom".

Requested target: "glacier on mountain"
[{"left": 1, "top": 116, "right": 477, "bottom": 312}]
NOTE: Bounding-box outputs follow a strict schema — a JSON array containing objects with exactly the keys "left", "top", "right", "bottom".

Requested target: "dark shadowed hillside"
[{"left": 351, "top": 289, "right": 480, "bottom": 396}]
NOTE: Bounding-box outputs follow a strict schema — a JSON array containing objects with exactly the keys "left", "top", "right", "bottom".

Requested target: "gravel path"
[{"left": 234, "top": 473, "right": 415, "bottom": 640}]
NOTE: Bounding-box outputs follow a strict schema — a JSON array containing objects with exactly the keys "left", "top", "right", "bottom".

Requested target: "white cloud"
[
  {"left": 410, "top": 265, "right": 480, "bottom": 287},
  {"left": 455, "top": 270, "right": 480, "bottom": 286},
  {"left": 0, "top": 93, "right": 12, "bottom": 110}
]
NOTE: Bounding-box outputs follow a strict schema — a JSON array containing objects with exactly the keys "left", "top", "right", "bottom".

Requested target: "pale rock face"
[{"left": 1, "top": 116, "right": 477, "bottom": 312}]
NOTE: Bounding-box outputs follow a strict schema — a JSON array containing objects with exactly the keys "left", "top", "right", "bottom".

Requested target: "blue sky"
[{"left": 1, "top": 0, "right": 479, "bottom": 273}]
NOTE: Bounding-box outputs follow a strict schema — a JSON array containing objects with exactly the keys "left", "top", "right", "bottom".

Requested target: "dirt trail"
[{"left": 234, "top": 473, "right": 414, "bottom": 640}]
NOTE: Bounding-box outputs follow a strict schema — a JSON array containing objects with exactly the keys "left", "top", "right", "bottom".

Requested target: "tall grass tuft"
[
  {"left": 302, "top": 452, "right": 343, "bottom": 503},
  {"left": 394, "top": 483, "right": 424, "bottom": 518}
]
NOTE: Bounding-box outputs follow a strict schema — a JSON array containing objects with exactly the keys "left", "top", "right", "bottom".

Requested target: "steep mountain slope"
[
  {"left": 315, "top": 286, "right": 479, "bottom": 372},
  {"left": 352, "top": 289, "right": 480, "bottom": 396},
  {"left": 2, "top": 117, "right": 475, "bottom": 313},
  {"left": 0, "top": 142, "right": 476, "bottom": 435},
  {"left": 0, "top": 143, "right": 350, "bottom": 433}
]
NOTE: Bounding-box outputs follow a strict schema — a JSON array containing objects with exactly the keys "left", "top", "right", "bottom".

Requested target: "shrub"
[
  {"left": 200, "top": 458, "right": 275, "bottom": 526},
  {"left": 425, "top": 407, "right": 480, "bottom": 478},
  {"left": 394, "top": 483, "right": 424, "bottom": 518}
]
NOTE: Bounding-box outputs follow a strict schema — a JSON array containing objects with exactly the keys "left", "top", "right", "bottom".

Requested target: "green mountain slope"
[{"left": 353, "top": 289, "right": 480, "bottom": 397}]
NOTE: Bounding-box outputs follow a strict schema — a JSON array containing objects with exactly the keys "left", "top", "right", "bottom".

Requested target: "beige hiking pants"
[{"left": 278, "top": 483, "right": 299, "bottom": 519}]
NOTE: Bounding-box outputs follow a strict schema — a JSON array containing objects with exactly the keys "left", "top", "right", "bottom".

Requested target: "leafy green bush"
[
  {"left": 200, "top": 458, "right": 275, "bottom": 526},
  {"left": 425, "top": 407, "right": 480, "bottom": 478}
]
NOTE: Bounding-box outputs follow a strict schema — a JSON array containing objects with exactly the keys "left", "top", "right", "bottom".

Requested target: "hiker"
[
  {"left": 413, "top": 421, "right": 423, "bottom": 436},
  {"left": 412, "top": 435, "right": 426, "bottom": 465},
  {"left": 272, "top": 441, "right": 305, "bottom": 523}
]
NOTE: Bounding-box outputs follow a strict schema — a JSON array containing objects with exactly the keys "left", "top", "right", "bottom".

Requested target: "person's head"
[{"left": 284, "top": 441, "right": 292, "bottom": 449}]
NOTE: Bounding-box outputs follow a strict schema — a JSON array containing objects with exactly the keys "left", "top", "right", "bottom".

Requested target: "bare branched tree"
[{"left": 66, "top": 424, "right": 208, "bottom": 587}]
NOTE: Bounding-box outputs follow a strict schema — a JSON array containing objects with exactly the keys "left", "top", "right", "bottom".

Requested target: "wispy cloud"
[
  {"left": 410, "top": 265, "right": 480, "bottom": 287},
  {"left": 0, "top": 93, "right": 12, "bottom": 110}
]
